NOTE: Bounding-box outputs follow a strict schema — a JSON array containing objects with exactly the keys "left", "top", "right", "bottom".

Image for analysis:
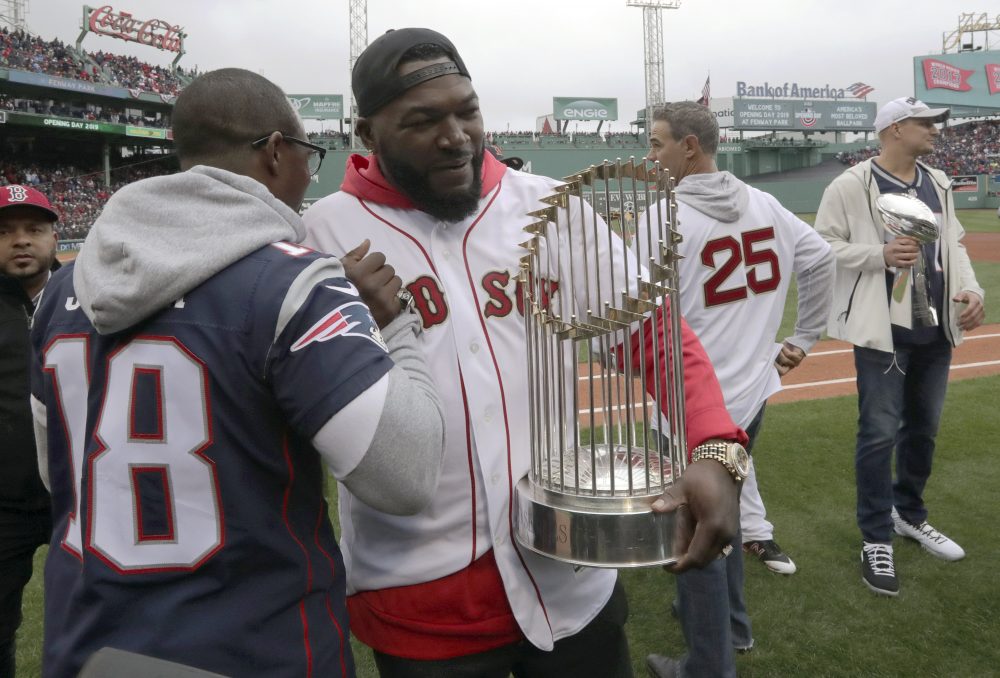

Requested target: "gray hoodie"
[
  {"left": 74, "top": 165, "right": 303, "bottom": 335},
  {"left": 675, "top": 170, "right": 749, "bottom": 224}
]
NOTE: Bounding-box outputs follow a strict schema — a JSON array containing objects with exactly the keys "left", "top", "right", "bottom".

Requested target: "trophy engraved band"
[
  {"left": 876, "top": 193, "right": 941, "bottom": 327},
  {"left": 513, "top": 158, "right": 690, "bottom": 568}
]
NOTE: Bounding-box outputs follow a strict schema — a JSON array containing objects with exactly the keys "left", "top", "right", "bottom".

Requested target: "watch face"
[{"left": 731, "top": 444, "right": 751, "bottom": 478}]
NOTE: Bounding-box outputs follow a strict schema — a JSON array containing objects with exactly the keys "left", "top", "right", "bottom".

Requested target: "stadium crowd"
[
  {"left": 307, "top": 130, "right": 351, "bottom": 148},
  {"left": 927, "top": 119, "right": 1000, "bottom": 176},
  {"left": 0, "top": 93, "right": 170, "bottom": 128},
  {"left": 0, "top": 28, "right": 84, "bottom": 80},
  {"left": 488, "top": 129, "right": 648, "bottom": 149},
  {"left": 0, "top": 27, "right": 187, "bottom": 95},
  {"left": 89, "top": 50, "right": 185, "bottom": 95},
  {"left": 0, "top": 158, "right": 173, "bottom": 239},
  {"left": 837, "top": 119, "right": 1000, "bottom": 175}
]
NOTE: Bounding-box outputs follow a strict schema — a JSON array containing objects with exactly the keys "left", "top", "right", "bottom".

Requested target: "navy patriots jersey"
[{"left": 30, "top": 242, "right": 392, "bottom": 678}]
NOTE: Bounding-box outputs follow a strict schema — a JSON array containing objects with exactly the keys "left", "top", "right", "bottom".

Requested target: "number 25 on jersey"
[{"left": 701, "top": 227, "right": 781, "bottom": 307}]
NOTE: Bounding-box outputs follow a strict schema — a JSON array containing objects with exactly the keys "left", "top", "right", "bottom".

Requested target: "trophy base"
[
  {"left": 537, "top": 444, "right": 673, "bottom": 495},
  {"left": 513, "top": 476, "right": 691, "bottom": 568}
]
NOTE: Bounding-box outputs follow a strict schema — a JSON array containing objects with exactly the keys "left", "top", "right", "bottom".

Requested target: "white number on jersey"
[
  {"left": 44, "top": 336, "right": 223, "bottom": 572},
  {"left": 701, "top": 227, "right": 781, "bottom": 307}
]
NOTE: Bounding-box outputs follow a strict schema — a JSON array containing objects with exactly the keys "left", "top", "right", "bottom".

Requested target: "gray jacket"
[{"left": 815, "top": 158, "right": 983, "bottom": 352}]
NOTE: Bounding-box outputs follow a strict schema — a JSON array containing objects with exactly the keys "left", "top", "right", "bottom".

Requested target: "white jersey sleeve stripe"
[{"left": 272, "top": 257, "right": 351, "bottom": 347}]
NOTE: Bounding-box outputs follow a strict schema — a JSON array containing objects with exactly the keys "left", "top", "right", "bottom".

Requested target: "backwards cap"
[{"left": 353, "top": 28, "right": 470, "bottom": 117}]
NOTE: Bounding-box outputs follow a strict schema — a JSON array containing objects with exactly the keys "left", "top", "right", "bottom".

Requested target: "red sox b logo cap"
[{"left": 0, "top": 184, "right": 60, "bottom": 221}]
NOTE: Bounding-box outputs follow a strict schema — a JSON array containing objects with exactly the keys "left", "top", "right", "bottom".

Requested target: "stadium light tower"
[
  {"left": 627, "top": 0, "right": 681, "bottom": 138},
  {"left": 0, "top": 0, "right": 28, "bottom": 32},
  {"left": 348, "top": 0, "right": 368, "bottom": 150}
]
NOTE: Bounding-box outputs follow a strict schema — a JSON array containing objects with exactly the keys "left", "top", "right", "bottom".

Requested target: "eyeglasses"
[{"left": 251, "top": 133, "right": 326, "bottom": 176}]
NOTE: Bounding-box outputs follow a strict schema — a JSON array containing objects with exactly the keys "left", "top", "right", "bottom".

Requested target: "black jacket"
[{"left": 0, "top": 261, "right": 58, "bottom": 513}]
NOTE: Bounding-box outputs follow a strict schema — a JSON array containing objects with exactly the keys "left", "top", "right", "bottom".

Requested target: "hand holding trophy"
[{"left": 876, "top": 193, "right": 940, "bottom": 327}]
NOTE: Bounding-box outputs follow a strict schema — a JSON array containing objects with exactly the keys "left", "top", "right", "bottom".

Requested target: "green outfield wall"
[{"left": 305, "top": 147, "right": 999, "bottom": 213}]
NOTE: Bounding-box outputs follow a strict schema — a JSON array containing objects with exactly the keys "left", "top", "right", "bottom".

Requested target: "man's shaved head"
[{"left": 172, "top": 68, "right": 302, "bottom": 167}]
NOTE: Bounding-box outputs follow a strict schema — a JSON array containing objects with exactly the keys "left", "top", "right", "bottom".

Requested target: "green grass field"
[
  {"left": 13, "top": 209, "right": 999, "bottom": 677},
  {"left": 17, "top": 377, "right": 1000, "bottom": 677}
]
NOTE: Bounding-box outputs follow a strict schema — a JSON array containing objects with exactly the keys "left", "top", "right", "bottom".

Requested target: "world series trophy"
[
  {"left": 513, "top": 158, "right": 692, "bottom": 568},
  {"left": 876, "top": 193, "right": 941, "bottom": 327}
]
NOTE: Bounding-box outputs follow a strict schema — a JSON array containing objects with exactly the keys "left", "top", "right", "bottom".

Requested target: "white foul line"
[
  {"left": 783, "top": 359, "right": 1000, "bottom": 391},
  {"left": 810, "top": 332, "right": 1000, "bottom": 358},
  {"left": 577, "top": 334, "right": 1000, "bottom": 399}
]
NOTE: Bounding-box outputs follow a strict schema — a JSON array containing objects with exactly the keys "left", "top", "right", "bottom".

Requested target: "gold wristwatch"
[{"left": 691, "top": 440, "right": 750, "bottom": 483}]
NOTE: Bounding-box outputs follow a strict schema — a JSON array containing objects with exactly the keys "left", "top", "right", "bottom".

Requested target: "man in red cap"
[{"left": 0, "top": 184, "right": 59, "bottom": 677}]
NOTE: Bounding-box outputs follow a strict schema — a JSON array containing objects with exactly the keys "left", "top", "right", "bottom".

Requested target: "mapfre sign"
[{"left": 85, "top": 5, "right": 185, "bottom": 53}]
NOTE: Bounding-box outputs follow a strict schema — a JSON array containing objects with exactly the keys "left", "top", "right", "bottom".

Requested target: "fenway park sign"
[{"left": 85, "top": 5, "right": 185, "bottom": 53}]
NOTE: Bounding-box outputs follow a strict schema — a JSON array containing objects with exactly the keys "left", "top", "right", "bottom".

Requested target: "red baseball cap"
[{"left": 0, "top": 184, "right": 59, "bottom": 221}]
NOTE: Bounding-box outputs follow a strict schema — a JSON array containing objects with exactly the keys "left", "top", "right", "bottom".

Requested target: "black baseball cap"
[{"left": 353, "top": 28, "right": 471, "bottom": 117}]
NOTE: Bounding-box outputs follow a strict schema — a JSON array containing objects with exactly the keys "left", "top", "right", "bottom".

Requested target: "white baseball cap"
[{"left": 874, "top": 97, "right": 949, "bottom": 134}]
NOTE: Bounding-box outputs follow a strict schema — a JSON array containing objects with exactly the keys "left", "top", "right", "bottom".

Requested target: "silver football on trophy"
[
  {"left": 875, "top": 193, "right": 939, "bottom": 243},
  {"left": 876, "top": 193, "right": 940, "bottom": 326}
]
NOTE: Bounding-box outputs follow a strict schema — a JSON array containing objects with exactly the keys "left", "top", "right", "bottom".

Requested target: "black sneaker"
[
  {"left": 861, "top": 542, "right": 899, "bottom": 596},
  {"left": 743, "top": 539, "right": 797, "bottom": 574}
]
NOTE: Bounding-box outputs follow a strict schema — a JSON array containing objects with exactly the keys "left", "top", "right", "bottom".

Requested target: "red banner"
[
  {"left": 986, "top": 64, "right": 1000, "bottom": 95},
  {"left": 921, "top": 58, "right": 974, "bottom": 92},
  {"left": 87, "top": 5, "right": 184, "bottom": 53}
]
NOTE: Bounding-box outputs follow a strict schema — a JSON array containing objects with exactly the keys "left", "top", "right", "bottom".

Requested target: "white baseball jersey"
[
  {"left": 303, "top": 161, "right": 628, "bottom": 651},
  {"left": 304, "top": 154, "right": 743, "bottom": 653},
  {"left": 638, "top": 177, "right": 830, "bottom": 428}
]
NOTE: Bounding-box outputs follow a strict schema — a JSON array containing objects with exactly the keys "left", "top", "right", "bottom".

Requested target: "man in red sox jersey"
[{"left": 304, "top": 28, "right": 748, "bottom": 677}]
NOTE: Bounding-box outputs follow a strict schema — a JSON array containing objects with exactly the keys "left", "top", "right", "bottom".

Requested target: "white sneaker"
[{"left": 891, "top": 507, "right": 966, "bottom": 561}]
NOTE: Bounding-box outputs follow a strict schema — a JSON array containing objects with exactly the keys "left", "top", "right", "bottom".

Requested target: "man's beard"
[
  {"left": 380, "top": 144, "right": 484, "bottom": 222},
  {"left": 3, "top": 255, "right": 50, "bottom": 282}
]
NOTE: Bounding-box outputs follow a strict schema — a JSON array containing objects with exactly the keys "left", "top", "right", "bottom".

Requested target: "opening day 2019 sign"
[{"left": 733, "top": 99, "right": 876, "bottom": 131}]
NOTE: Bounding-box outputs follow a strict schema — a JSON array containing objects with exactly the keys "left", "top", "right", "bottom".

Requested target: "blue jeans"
[
  {"left": 673, "top": 407, "right": 762, "bottom": 677},
  {"left": 854, "top": 341, "right": 952, "bottom": 544}
]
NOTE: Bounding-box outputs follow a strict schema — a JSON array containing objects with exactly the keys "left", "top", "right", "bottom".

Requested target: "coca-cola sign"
[{"left": 86, "top": 5, "right": 185, "bottom": 53}]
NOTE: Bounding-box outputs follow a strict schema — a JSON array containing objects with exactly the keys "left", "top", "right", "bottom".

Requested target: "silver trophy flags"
[
  {"left": 513, "top": 158, "right": 690, "bottom": 568},
  {"left": 876, "top": 193, "right": 941, "bottom": 327}
]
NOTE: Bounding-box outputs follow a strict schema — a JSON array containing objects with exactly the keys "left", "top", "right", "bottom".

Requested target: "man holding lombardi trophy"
[{"left": 815, "top": 96, "right": 984, "bottom": 597}]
